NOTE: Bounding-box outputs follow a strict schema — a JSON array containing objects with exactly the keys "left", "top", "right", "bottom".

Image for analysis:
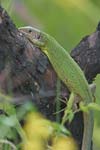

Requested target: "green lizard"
[{"left": 19, "top": 26, "right": 94, "bottom": 150}]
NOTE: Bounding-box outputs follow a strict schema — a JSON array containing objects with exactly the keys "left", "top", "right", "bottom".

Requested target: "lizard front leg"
[{"left": 61, "top": 92, "right": 76, "bottom": 125}]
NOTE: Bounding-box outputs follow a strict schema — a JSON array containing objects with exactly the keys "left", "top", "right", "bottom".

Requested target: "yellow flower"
[
  {"left": 22, "top": 138, "right": 45, "bottom": 150},
  {"left": 52, "top": 135, "right": 78, "bottom": 150},
  {"left": 23, "top": 112, "right": 53, "bottom": 140}
]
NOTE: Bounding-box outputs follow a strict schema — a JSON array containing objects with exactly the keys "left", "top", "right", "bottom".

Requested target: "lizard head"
[
  {"left": 19, "top": 26, "right": 41, "bottom": 39},
  {"left": 19, "top": 26, "right": 48, "bottom": 49}
]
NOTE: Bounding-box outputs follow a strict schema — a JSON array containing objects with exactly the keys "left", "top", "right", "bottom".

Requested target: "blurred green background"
[{"left": 1, "top": 0, "right": 100, "bottom": 149}]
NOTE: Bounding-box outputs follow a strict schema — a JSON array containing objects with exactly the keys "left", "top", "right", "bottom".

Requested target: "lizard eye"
[{"left": 28, "top": 29, "right": 32, "bottom": 33}]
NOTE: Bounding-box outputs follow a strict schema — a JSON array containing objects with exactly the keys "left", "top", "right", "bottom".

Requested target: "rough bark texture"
[{"left": 0, "top": 6, "right": 100, "bottom": 150}]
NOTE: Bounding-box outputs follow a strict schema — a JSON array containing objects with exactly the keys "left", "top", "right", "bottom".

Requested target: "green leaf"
[{"left": 53, "top": 122, "right": 71, "bottom": 136}]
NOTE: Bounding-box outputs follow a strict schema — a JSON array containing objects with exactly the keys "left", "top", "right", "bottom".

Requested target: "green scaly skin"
[{"left": 19, "top": 26, "right": 94, "bottom": 150}]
